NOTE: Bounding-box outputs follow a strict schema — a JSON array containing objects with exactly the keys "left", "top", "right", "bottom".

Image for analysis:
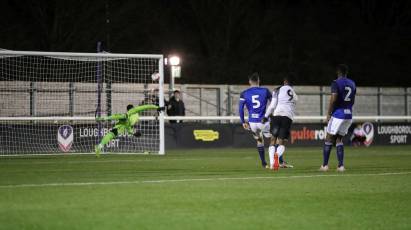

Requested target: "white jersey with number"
[{"left": 264, "top": 85, "right": 298, "bottom": 120}]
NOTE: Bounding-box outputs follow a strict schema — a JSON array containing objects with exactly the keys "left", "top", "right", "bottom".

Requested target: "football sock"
[
  {"left": 336, "top": 143, "right": 344, "bottom": 167},
  {"left": 322, "top": 141, "right": 333, "bottom": 166},
  {"left": 277, "top": 145, "right": 285, "bottom": 157},
  {"left": 269, "top": 145, "right": 275, "bottom": 167},
  {"left": 279, "top": 155, "right": 284, "bottom": 164},
  {"left": 257, "top": 143, "right": 266, "bottom": 166},
  {"left": 100, "top": 132, "right": 116, "bottom": 146}
]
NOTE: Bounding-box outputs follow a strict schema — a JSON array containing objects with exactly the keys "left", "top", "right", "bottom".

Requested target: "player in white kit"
[{"left": 262, "top": 77, "right": 298, "bottom": 170}]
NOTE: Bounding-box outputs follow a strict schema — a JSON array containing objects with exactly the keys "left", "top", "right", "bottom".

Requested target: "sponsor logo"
[
  {"left": 193, "top": 130, "right": 219, "bottom": 142},
  {"left": 362, "top": 122, "right": 374, "bottom": 146},
  {"left": 377, "top": 125, "right": 410, "bottom": 144},
  {"left": 290, "top": 126, "right": 327, "bottom": 144},
  {"left": 79, "top": 128, "right": 120, "bottom": 148},
  {"left": 57, "top": 125, "right": 74, "bottom": 152}
]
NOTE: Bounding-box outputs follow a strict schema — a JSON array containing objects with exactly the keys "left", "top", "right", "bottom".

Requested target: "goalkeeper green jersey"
[{"left": 104, "top": 104, "right": 159, "bottom": 131}]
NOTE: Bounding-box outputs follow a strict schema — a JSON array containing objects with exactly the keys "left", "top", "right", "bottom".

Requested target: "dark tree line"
[{"left": 1, "top": 0, "right": 411, "bottom": 86}]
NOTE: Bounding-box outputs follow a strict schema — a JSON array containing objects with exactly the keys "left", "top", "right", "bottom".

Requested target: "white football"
[{"left": 151, "top": 72, "right": 160, "bottom": 81}]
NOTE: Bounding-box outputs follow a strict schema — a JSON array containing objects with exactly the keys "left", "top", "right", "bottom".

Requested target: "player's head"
[
  {"left": 126, "top": 104, "right": 134, "bottom": 111},
  {"left": 248, "top": 72, "right": 260, "bottom": 86},
  {"left": 336, "top": 64, "right": 349, "bottom": 77},
  {"left": 283, "top": 72, "right": 295, "bottom": 85}
]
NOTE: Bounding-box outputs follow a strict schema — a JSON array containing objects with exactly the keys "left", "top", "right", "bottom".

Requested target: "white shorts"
[
  {"left": 327, "top": 117, "right": 352, "bottom": 136},
  {"left": 249, "top": 122, "right": 272, "bottom": 139}
]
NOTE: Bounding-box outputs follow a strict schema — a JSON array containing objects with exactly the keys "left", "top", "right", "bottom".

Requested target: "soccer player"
[
  {"left": 320, "top": 64, "right": 356, "bottom": 172},
  {"left": 95, "top": 104, "right": 164, "bottom": 156},
  {"left": 239, "top": 73, "right": 272, "bottom": 168},
  {"left": 262, "top": 77, "right": 297, "bottom": 170}
]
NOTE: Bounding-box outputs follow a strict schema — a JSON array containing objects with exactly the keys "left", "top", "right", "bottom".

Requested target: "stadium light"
[
  {"left": 167, "top": 55, "right": 181, "bottom": 95},
  {"left": 169, "top": 56, "right": 180, "bottom": 66}
]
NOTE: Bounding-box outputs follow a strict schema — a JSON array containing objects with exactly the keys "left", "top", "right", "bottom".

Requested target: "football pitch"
[{"left": 0, "top": 146, "right": 410, "bottom": 230}]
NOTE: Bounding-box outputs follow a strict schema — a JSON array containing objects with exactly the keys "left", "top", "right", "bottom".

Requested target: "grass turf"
[{"left": 0, "top": 146, "right": 410, "bottom": 230}]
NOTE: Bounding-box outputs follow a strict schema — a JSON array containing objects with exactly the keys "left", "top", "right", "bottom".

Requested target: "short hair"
[
  {"left": 126, "top": 104, "right": 134, "bottom": 111},
  {"left": 173, "top": 90, "right": 180, "bottom": 94},
  {"left": 336, "top": 64, "right": 349, "bottom": 76},
  {"left": 248, "top": 72, "right": 260, "bottom": 83},
  {"left": 284, "top": 72, "right": 296, "bottom": 84}
]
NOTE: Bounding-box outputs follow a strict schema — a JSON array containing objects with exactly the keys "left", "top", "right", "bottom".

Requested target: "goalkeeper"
[{"left": 95, "top": 104, "right": 164, "bottom": 156}]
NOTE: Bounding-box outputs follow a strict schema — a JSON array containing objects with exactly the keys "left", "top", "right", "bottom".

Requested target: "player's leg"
[
  {"left": 335, "top": 135, "right": 345, "bottom": 171},
  {"left": 335, "top": 119, "right": 352, "bottom": 172},
  {"left": 277, "top": 116, "right": 293, "bottom": 168},
  {"left": 269, "top": 116, "right": 281, "bottom": 170},
  {"left": 320, "top": 117, "right": 340, "bottom": 171},
  {"left": 250, "top": 123, "right": 267, "bottom": 168},
  {"left": 268, "top": 136, "right": 279, "bottom": 170},
  {"left": 320, "top": 133, "right": 335, "bottom": 171},
  {"left": 95, "top": 126, "right": 122, "bottom": 156},
  {"left": 256, "top": 138, "right": 268, "bottom": 168}
]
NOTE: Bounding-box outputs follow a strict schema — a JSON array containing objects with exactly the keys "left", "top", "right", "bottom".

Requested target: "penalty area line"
[{"left": 0, "top": 171, "right": 410, "bottom": 189}]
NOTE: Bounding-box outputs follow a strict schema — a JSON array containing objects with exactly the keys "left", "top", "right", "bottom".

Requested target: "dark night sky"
[{"left": 1, "top": 0, "right": 411, "bottom": 86}]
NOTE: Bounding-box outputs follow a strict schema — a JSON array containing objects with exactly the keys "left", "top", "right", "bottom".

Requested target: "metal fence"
[
  {"left": 1, "top": 81, "right": 410, "bottom": 118},
  {"left": 174, "top": 84, "right": 410, "bottom": 117}
]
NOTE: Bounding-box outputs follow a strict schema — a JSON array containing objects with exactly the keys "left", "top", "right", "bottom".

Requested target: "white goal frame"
[{"left": 0, "top": 50, "right": 166, "bottom": 155}]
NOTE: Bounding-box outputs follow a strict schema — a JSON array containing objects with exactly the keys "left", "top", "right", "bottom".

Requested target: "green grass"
[{"left": 0, "top": 146, "right": 411, "bottom": 230}]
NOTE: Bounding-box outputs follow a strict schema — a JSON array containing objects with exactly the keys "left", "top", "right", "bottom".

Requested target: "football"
[{"left": 151, "top": 72, "right": 160, "bottom": 81}]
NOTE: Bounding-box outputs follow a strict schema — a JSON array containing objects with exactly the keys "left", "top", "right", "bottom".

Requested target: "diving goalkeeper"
[{"left": 95, "top": 104, "right": 164, "bottom": 156}]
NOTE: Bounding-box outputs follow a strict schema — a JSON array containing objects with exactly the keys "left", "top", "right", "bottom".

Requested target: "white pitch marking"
[{"left": 0, "top": 171, "right": 410, "bottom": 189}]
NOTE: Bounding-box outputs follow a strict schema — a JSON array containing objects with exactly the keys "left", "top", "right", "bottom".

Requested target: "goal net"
[{"left": 0, "top": 50, "right": 165, "bottom": 155}]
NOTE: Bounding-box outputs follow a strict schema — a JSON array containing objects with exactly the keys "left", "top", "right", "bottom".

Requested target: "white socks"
[
  {"left": 269, "top": 146, "right": 275, "bottom": 167},
  {"left": 269, "top": 145, "right": 285, "bottom": 167},
  {"left": 277, "top": 145, "right": 285, "bottom": 157}
]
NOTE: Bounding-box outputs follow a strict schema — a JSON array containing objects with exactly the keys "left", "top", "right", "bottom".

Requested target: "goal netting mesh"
[{"left": 0, "top": 50, "right": 165, "bottom": 155}]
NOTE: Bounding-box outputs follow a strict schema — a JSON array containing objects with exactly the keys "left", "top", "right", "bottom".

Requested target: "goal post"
[{"left": 0, "top": 50, "right": 165, "bottom": 155}]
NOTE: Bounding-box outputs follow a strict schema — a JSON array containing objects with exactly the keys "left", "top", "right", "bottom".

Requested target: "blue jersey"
[
  {"left": 331, "top": 77, "right": 356, "bottom": 119},
  {"left": 239, "top": 87, "right": 272, "bottom": 123}
]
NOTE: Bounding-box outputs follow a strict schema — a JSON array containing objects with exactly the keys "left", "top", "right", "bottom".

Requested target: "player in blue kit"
[
  {"left": 239, "top": 73, "right": 272, "bottom": 168},
  {"left": 320, "top": 64, "right": 356, "bottom": 172}
]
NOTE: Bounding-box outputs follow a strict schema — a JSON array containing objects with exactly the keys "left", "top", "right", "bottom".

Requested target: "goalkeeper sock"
[
  {"left": 336, "top": 143, "right": 344, "bottom": 167},
  {"left": 257, "top": 143, "right": 266, "bottom": 166},
  {"left": 100, "top": 132, "right": 116, "bottom": 146},
  {"left": 322, "top": 141, "right": 333, "bottom": 166},
  {"left": 269, "top": 145, "right": 275, "bottom": 167}
]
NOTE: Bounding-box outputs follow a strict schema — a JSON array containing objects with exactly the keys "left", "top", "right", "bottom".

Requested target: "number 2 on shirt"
[{"left": 344, "top": 86, "right": 352, "bottom": 102}]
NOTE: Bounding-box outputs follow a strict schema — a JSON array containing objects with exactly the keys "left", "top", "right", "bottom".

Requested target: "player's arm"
[
  {"left": 238, "top": 92, "right": 249, "bottom": 130},
  {"left": 262, "top": 91, "right": 278, "bottom": 123},
  {"left": 292, "top": 88, "right": 298, "bottom": 102},
  {"left": 96, "top": 113, "right": 126, "bottom": 121},
  {"left": 326, "top": 82, "right": 338, "bottom": 121},
  {"left": 128, "top": 104, "right": 163, "bottom": 116}
]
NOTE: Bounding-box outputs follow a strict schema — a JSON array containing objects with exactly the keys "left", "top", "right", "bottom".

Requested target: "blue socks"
[
  {"left": 322, "top": 141, "right": 345, "bottom": 167},
  {"left": 322, "top": 142, "right": 333, "bottom": 166},
  {"left": 336, "top": 143, "right": 344, "bottom": 167},
  {"left": 257, "top": 144, "right": 267, "bottom": 166}
]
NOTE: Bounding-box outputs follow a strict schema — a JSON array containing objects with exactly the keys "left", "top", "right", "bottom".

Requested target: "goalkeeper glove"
[{"left": 261, "top": 117, "right": 269, "bottom": 124}]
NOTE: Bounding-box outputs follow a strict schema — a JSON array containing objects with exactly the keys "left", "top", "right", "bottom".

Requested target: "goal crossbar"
[{"left": 0, "top": 50, "right": 163, "bottom": 59}]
